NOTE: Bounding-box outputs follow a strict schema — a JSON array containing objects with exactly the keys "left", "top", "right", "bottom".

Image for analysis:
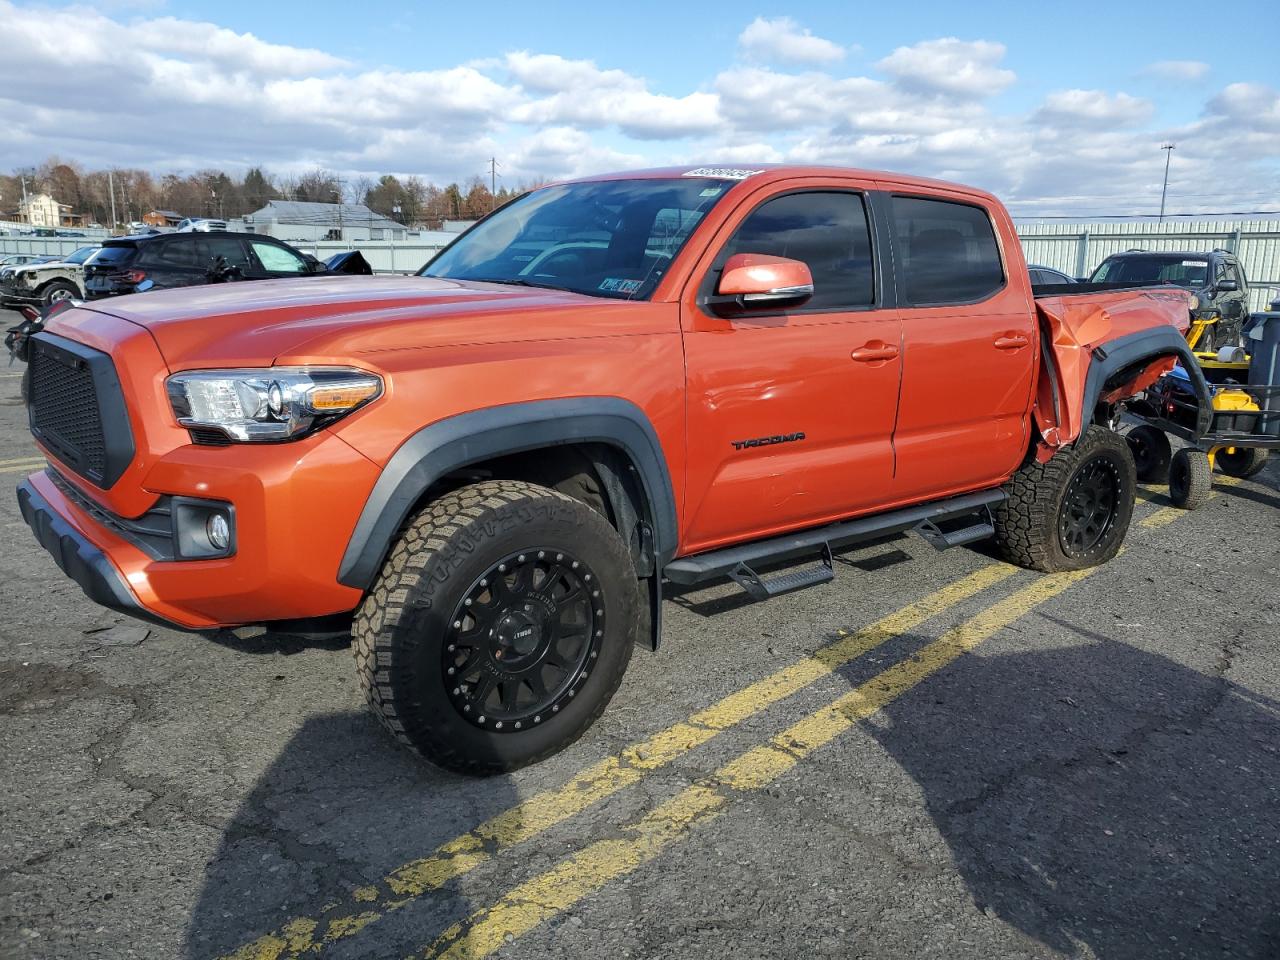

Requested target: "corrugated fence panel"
[{"left": 1015, "top": 218, "right": 1280, "bottom": 310}]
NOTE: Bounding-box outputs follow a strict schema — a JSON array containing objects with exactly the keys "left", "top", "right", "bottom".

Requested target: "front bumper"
[
  {"left": 16, "top": 430, "right": 381, "bottom": 630},
  {"left": 17, "top": 479, "right": 181, "bottom": 629}
]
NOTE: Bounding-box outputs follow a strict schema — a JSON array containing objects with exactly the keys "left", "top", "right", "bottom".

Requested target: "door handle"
[
  {"left": 851, "top": 341, "right": 899, "bottom": 363},
  {"left": 993, "top": 333, "right": 1030, "bottom": 350}
]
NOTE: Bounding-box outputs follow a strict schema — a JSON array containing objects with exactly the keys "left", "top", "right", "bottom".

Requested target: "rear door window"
[
  {"left": 199, "top": 236, "right": 252, "bottom": 272},
  {"left": 891, "top": 196, "right": 1004, "bottom": 305},
  {"left": 715, "top": 191, "right": 875, "bottom": 311},
  {"left": 156, "top": 239, "right": 201, "bottom": 269}
]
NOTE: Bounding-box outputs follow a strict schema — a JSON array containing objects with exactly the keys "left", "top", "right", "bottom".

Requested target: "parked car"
[
  {"left": 17, "top": 164, "right": 1203, "bottom": 774},
  {"left": 1028, "top": 264, "right": 1077, "bottom": 285},
  {"left": 175, "top": 217, "right": 227, "bottom": 232},
  {"left": 0, "top": 244, "right": 101, "bottom": 309},
  {"left": 0, "top": 254, "right": 52, "bottom": 268},
  {"left": 1088, "top": 249, "right": 1248, "bottom": 352},
  {"left": 83, "top": 231, "right": 367, "bottom": 299}
]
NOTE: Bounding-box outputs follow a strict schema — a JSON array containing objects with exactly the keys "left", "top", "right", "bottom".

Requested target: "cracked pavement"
[{"left": 1, "top": 368, "right": 1279, "bottom": 960}]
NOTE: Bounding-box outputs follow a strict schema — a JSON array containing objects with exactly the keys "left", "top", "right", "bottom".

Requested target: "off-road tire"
[
  {"left": 994, "top": 426, "right": 1136, "bottom": 573},
  {"left": 352, "top": 480, "right": 639, "bottom": 775},
  {"left": 1215, "top": 446, "right": 1268, "bottom": 479},
  {"left": 38, "top": 280, "right": 78, "bottom": 306},
  {"left": 1126, "top": 424, "right": 1172, "bottom": 483},
  {"left": 1170, "top": 448, "right": 1213, "bottom": 510}
]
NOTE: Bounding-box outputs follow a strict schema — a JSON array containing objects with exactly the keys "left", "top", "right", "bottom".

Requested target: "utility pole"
[
  {"left": 108, "top": 170, "right": 118, "bottom": 230},
  {"left": 488, "top": 157, "right": 501, "bottom": 210},
  {"left": 1158, "top": 143, "right": 1175, "bottom": 223}
]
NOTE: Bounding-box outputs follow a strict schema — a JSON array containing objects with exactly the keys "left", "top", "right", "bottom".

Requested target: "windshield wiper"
[{"left": 460, "top": 277, "right": 566, "bottom": 291}]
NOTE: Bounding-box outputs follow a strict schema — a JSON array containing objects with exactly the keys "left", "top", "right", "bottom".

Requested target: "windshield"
[
  {"left": 64, "top": 246, "right": 99, "bottom": 265},
  {"left": 1091, "top": 255, "right": 1209, "bottom": 287},
  {"left": 420, "top": 178, "right": 733, "bottom": 300}
]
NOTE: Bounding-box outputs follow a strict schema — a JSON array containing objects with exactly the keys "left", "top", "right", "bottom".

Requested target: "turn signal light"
[{"left": 309, "top": 382, "right": 381, "bottom": 411}]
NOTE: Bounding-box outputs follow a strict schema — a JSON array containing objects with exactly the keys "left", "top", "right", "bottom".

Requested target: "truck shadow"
[
  {"left": 183, "top": 711, "right": 516, "bottom": 959},
  {"left": 864, "top": 635, "right": 1280, "bottom": 959}
]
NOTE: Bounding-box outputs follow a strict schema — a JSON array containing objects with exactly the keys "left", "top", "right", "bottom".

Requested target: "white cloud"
[
  {"left": 876, "top": 38, "right": 1015, "bottom": 98},
  {"left": 738, "top": 17, "right": 845, "bottom": 66},
  {"left": 0, "top": 0, "right": 1276, "bottom": 216},
  {"left": 1142, "top": 60, "right": 1210, "bottom": 82},
  {"left": 1035, "top": 89, "right": 1154, "bottom": 128}
]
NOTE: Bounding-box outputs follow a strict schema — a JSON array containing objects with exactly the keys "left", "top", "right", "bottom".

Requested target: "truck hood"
[{"left": 79, "top": 274, "right": 624, "bottom": 369}]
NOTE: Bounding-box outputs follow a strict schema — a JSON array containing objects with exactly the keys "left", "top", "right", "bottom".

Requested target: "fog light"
[{"left": 207, "top": 513, "right": 230, "bottom": 550}]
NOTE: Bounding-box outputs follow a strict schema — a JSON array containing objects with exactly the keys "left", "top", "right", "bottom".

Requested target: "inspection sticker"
[
  {"left": 600, "top": 278, "right": 643, "bottom": 294},
  {"left": 683, "top": 167, "right": 764, "bottom": 180}
]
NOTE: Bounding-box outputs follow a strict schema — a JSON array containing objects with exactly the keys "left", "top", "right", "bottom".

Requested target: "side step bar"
[{"left": 663, "top": 489, "right": 1006, "bottom": 596}]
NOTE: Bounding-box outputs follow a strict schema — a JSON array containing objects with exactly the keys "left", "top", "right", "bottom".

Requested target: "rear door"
[
  {"left": 199, "top": 235, "right": 255, "bottom": 279},
  {"left": 680, "top": 179, "right": 902, "bottom": 552},
  {"left": 884, "top": 192, "right": 1036, "bottom": 499},
  {"left": 148, "top": 237, "right": 208, "bottom": 289}
]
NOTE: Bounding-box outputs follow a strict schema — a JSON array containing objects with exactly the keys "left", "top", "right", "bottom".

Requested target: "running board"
[{"left": 663, "top": 489, "right": 1006, "bottom": 592}]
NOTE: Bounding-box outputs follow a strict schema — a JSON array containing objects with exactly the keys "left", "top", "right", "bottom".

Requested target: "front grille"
[{"left": 27, "top": 333, "right": 134, "bottom": 488}]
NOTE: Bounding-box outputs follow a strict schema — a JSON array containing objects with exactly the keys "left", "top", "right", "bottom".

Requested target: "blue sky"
[{"left": 4, "top": 0, "right": 1278, "bottom": 215}]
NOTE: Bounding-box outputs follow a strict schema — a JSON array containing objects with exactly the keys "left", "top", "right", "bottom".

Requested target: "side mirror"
[
  {"left": 1216, "top": 279, "right": 1239, "bottom": 292},
  {"left": 717, "top": 254, "right": 813, "bottom": 307}
]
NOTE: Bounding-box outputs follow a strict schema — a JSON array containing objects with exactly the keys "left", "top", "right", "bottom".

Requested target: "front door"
[{"left": 681, "top": 184, "right": 902, "bottom": 553}]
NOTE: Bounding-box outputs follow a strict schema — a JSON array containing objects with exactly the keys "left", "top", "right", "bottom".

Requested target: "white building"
[
  {"left": 242, "top": 200, "right": 407, "bottom": 242},
  {"left": 17, "top": 193, "right": 80, "bottom": 228}
]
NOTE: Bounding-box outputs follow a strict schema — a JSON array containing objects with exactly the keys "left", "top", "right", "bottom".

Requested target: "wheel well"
[{"left": 429, "top": 445, "right": 612, "bottom": 519}]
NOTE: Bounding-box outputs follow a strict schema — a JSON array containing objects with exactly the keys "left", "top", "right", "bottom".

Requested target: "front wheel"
[
  {"left": 1170, "top": 448, "right": 1213, "bottom": 509},
  {"left": 994, "top": 426, "right": 1136, "bottom": 573},
  {"left": 352, "top": 480, "right": 640, "bottom": 775},
  {"left": 40, "top": 280, "right": 78, "bottom": 306}
]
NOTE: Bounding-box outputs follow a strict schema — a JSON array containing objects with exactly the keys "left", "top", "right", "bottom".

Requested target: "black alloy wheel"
[
  {"left": 443, "top": 549, "right": 604, "bottom": 731},
  {"left": 1058, "top": 456, "right": 1120, "bottom": 559}
]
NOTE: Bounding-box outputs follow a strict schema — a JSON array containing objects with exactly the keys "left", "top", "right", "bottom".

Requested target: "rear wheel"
[
  {"left": 1215, "top": 446, "right": 1269, "bottom": 479},
  {"left": 1126, "top": 424, "right": 1172, "bottom": 483},
  {"left": 994, "top": 426, "right": 1136, "bottom": 573},
  {"left": 1170, "top": 448, "right": 1213, "bottom": 509},
  {"left": 352, "top": 480, "right": 639, "bottom": 775}
]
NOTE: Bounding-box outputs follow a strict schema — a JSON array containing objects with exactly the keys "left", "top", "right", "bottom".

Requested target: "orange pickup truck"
[{"left": 17, "top": 165, "right": 1209, "bottom": 773}]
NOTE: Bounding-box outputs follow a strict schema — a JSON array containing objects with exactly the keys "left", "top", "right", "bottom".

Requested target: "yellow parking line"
[
  {"left": 1140, "top": 475, "right": 1242, "bottom": 529},
  {"left": 423, "top": 566, "right": 1097, "bottom": 960},
  {"left": 0, "top": 458, "right": 45, "bottom": 474},
  {"left": 0, "top": 456, "right": 44, "bottom": 466},
  {"left": 220, "top": 563, "right": 1017, "bottom": 960}
]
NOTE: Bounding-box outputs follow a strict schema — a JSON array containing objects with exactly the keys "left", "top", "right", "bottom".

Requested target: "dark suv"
[
  {"left": 83, "top": 231, "right": 362, "bottom": 299},
  {"left": 1088, "top": 249, "right": 1249, "bottom": 351}
]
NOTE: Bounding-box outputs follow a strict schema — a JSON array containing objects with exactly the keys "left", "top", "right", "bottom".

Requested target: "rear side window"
[
  {"left": 720, "top": 191, "right": 875, "bottom": 310},
  {"left": 156, "top": 239, "right": 201, "bottom": 268},
  {"left": 891, "top": 196, "right": 1004, "bottom": 305}
]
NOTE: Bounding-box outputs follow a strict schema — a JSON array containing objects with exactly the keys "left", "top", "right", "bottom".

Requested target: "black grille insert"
[{"left": 27, "top": 333, "right": 134, "bottom": 488}]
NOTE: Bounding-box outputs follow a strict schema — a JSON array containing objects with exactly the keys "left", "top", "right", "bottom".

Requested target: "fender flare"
[
  {"left": 336, "top": 397, "right": 678, "bottom": 591},
  {"left": 1082, "top": 327, "right": 1213, "bottom": 437}
]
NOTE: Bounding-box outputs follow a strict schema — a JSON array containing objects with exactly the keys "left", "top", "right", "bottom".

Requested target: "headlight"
[
  {"left": 1188, "top": 294, "right": 1200, "bottom": 311},
  {"left": 166, "top": 367, "right": 382, "bottom": 441}
]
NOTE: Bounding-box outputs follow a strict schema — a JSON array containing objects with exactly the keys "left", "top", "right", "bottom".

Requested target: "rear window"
[
  {"left": 1091, "top": 256, "right": 1208, "bottom": 287},
  {"left": 891, "top": 196, "right": 1005, "bottom": 305},
  {"left": 92, "top": 245, "right": 137, "bottom": 265}
]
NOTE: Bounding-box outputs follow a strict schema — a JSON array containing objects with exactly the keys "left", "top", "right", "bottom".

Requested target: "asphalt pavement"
[{"left": 1, "top": 364, "right": 1278, "bottom": 960}]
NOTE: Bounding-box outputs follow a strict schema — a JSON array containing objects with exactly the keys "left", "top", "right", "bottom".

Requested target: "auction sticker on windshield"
[{"left": 683, "top": 167, "right": 763, "bottom": 180}]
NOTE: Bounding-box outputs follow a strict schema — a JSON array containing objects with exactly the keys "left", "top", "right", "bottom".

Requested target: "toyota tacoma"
[{"left": 16, "top": 165, "right": 1208, "bottom": 773}]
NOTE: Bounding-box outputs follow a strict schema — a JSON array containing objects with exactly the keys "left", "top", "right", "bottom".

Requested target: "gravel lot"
[{"left": 1, "top": 364, "right": 1278, "bottom": 960}]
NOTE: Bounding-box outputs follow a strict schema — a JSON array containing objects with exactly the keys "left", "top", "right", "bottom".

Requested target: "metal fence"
[{"left": 4, "top": 220, "right": 1280, "bottom": 309}]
